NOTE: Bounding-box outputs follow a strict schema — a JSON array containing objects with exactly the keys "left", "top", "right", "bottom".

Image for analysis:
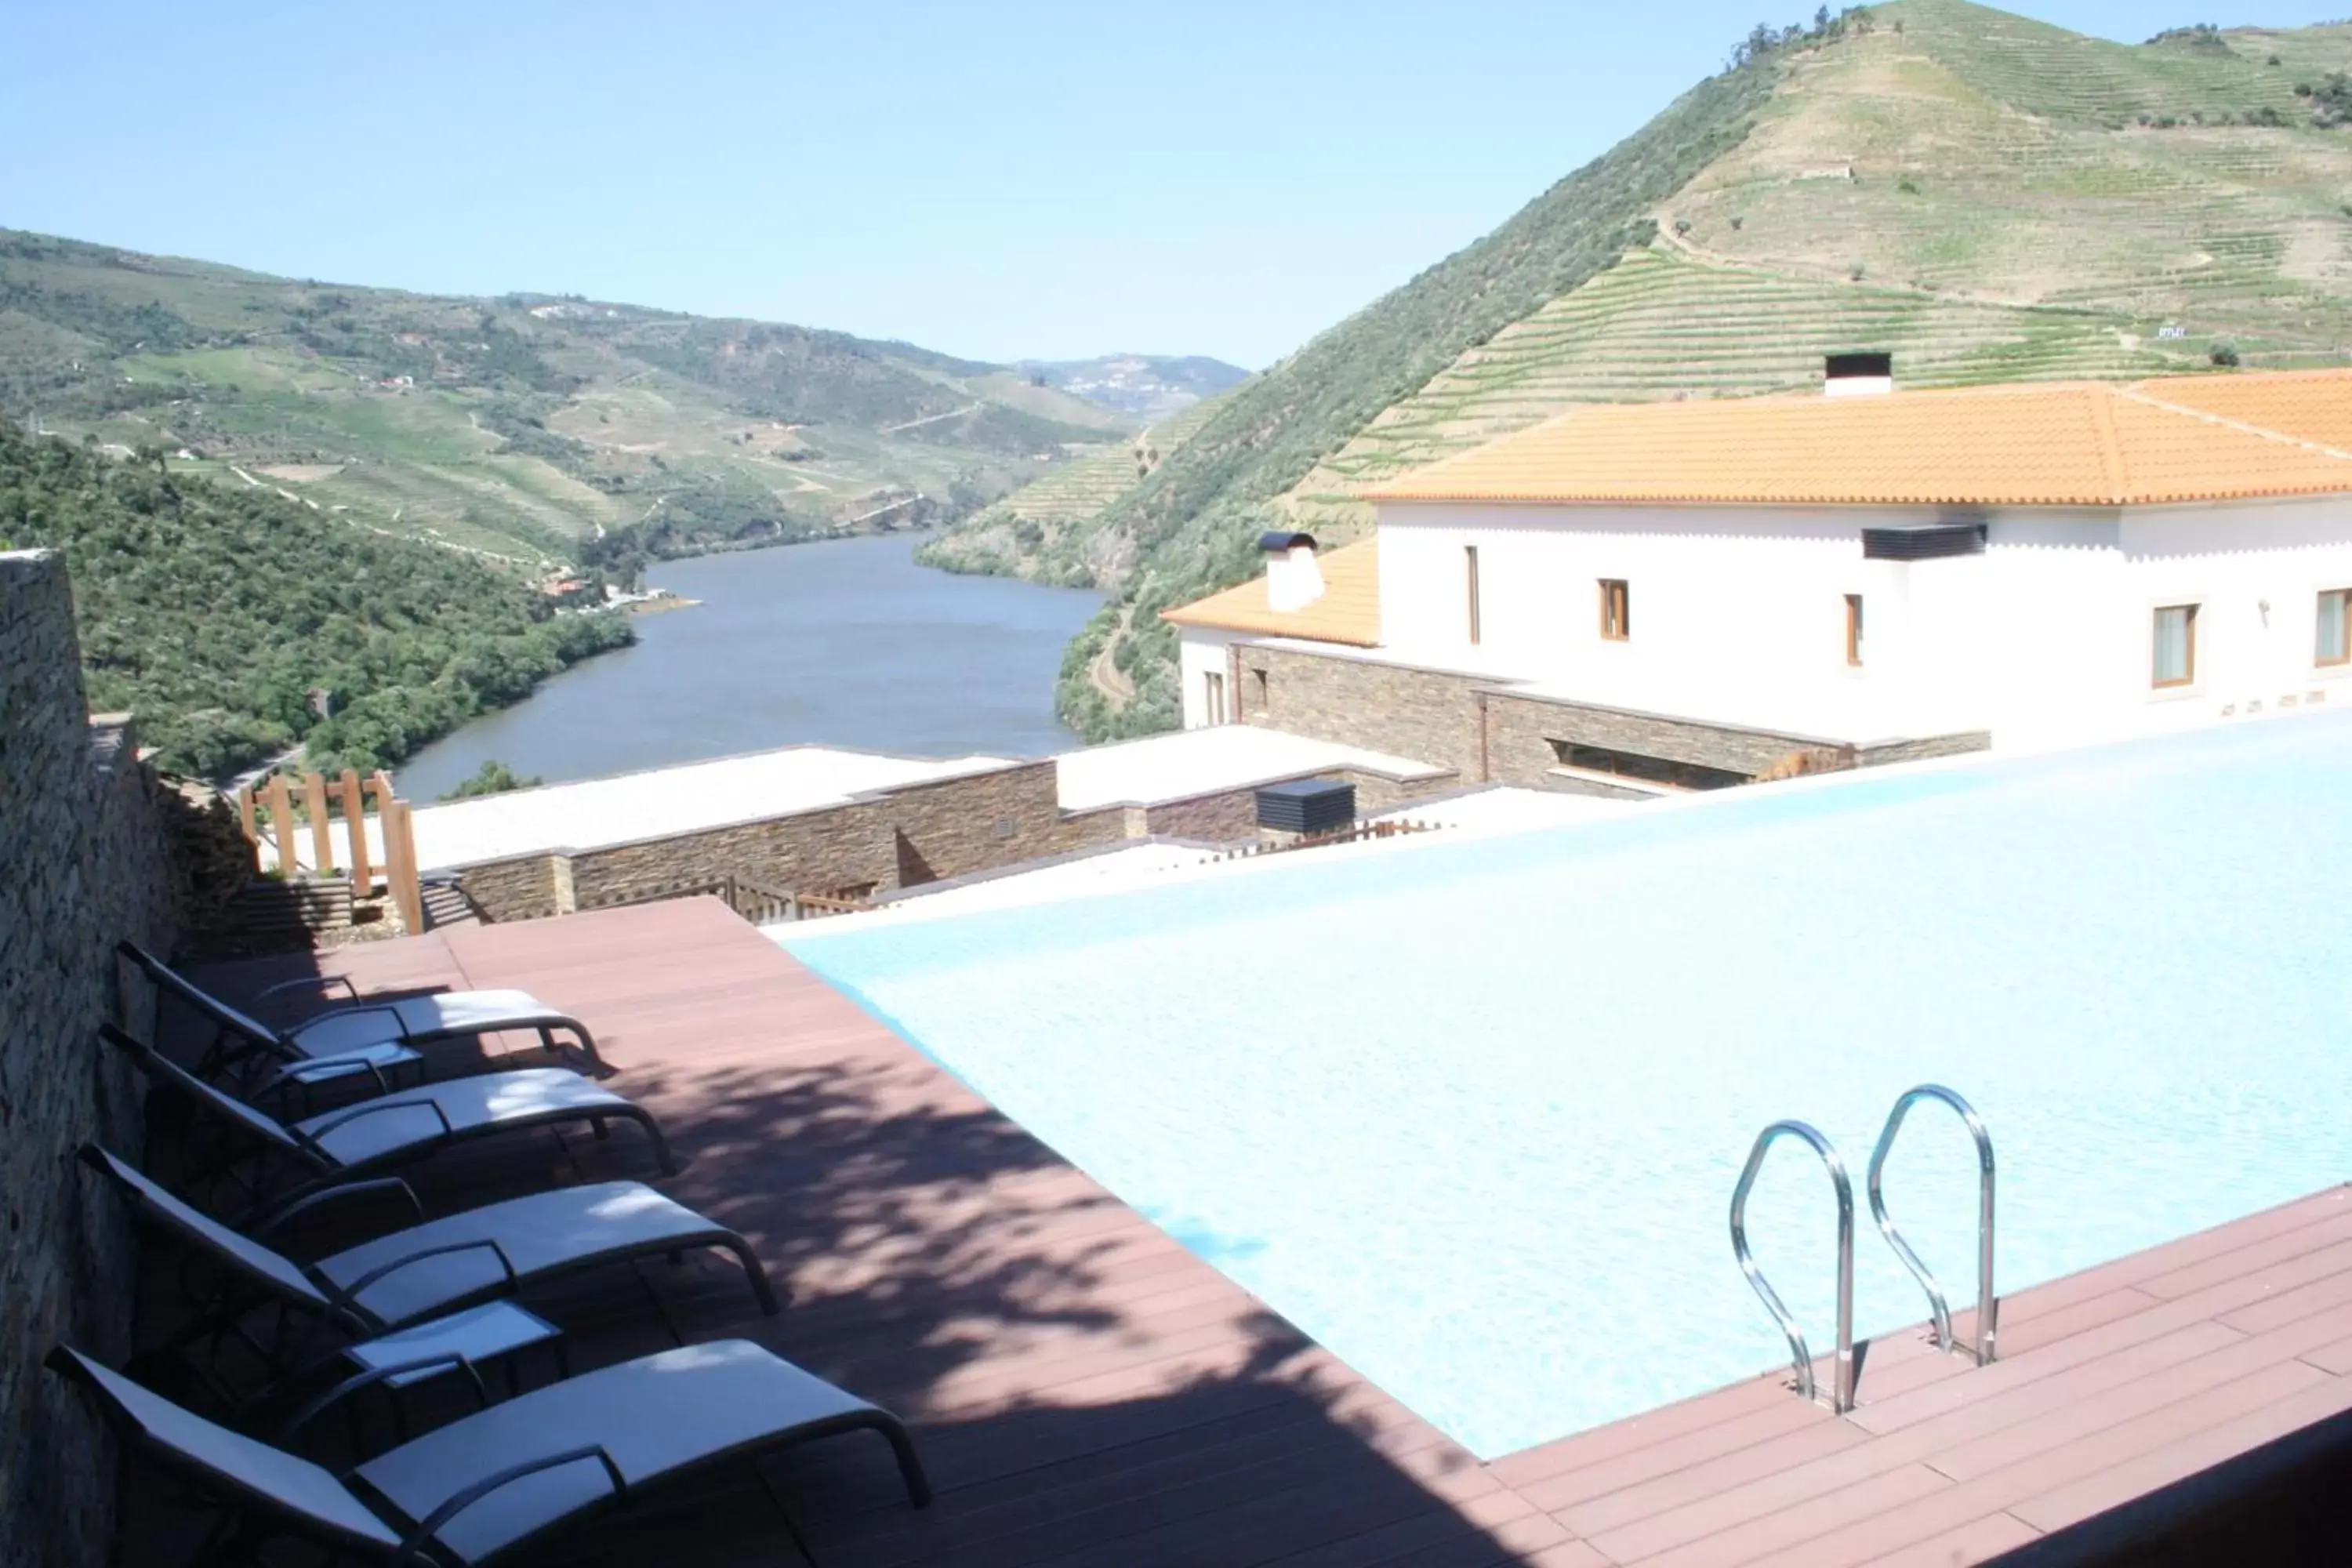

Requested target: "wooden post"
[
  {"left": 303, "top": 771, "right": 334, "bottom": 877},
  {"left": 340, "top": 769, "right": 372, "bottom": 890},
  {"left": 237, "top": 785, "right": 257, "bottom": 844},
  {"left": 264, "top": 774, "right": 294, "bottom": 875},
  {"left": 387, "top": 797, "right": 426, "bottom": 934}
]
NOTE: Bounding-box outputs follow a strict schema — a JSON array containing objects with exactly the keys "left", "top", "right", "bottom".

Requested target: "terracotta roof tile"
[
  {"left": 1159, "top": 537, "right": 1380, "bottom": 646},
  {"left": 1363, "top": 372, "right": 2352, "bottom": 508}
]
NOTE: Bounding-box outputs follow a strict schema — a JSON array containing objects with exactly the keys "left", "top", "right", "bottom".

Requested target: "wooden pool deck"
[{"left": 162, "top": 898, "right": 2352, "bottom": 1566}]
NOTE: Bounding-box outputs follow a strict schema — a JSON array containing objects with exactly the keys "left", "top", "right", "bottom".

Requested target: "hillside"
[
  {"left": 0, "top": 422, "right": 631, "bottom": 777},
  {"left": 996, "top": 0, "right": 2352, "bottom": 739},
  {"left": 914, "top": 394, "right": 1233, "bottom": 586},
  {"left": 1017, "top": 355, "right": 1250, "bottom": 420},
  {"left": 0, "top": 229, "right": 1144, "bottom": 570}
]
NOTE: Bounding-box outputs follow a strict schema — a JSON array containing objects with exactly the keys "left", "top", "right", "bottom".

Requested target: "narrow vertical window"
[
  {"left": 1204, "top": 670, "right": 1227, "bottom": 724},
  {"left": 2318, "top": 590, "right": 2350, "bottom": 667},
  {"left": 1465, "top": 545, "right": 1483, "bottom": 645},
  {"left": 1599, "top": 579, "right": 1630, "bottom": 641},
  {"left": 1844, "top": 593, "right": 1864, "bottom": 666},
  {"left": 2152, "top": 604, "right": 2198, "bottom": 689}
]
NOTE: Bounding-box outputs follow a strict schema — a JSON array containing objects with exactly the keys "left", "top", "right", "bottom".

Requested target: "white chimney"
[
  {"left": 1261, "top": 531, "right": 1326, "bottom": 613},
  {"left": 1825, "top": 351, "right": 1893, "bottom": 398}
]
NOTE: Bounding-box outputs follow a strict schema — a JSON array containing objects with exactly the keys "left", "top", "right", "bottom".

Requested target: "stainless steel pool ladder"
[
  {"left": 1868, "top": 1084, "right": 1997, "bottom": 1367},
  {"left": 1730, "top": 1120, "right": 1857, "bottom": 1414},
  {"left": 1730, "top": 1087, "right": 1998, "bottom": 1414}
]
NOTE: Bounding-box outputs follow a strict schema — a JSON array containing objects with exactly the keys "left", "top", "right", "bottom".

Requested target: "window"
[
  {"left": 2319, "top": 590, "right": 2351, "bottom": 667},
  {"left": 1548, "top": 739, "right": 1745, "bottom": 791},
  {"left": 2152, "top": 604, "right": 2198, "bottom": 689},
  {"left": 1844, "top": 594, "right": 1864, "bottom": 667},
  {"left": 1465, "top": 546, "right": 1483, "bottom": 645},
  {"left": 1203, "top": 670, "right": 1227, "bottom": 725},
  {"left": 1599, "top": 579, "right": 1630, "bottom": 641}
]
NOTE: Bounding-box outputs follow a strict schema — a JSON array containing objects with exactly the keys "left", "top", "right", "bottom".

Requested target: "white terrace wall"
[{"left": 0, "top": 551, "right": 179, "bottom": 1568}]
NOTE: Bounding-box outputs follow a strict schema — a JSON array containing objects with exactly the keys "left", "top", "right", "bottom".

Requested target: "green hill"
[
  {"left": 914, "top": 394, "right": 1232, "bottom": 587},
  {"left": 1003, "top": 0, "right": 2352, "bottom": 739},
  {"left": 0, "top": 420, "right": 632, "bottom": 777},
  {"left": 0, "top": 228, "right": 1140, "bottom": 569}
]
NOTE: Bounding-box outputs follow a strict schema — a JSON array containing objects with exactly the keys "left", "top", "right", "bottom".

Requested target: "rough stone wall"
[
  {"left": 1484, "top": 691, "right": 1835, "bottom": 781},
  {"left": 1, "top": 551, "right": 176, "bottom": 1568},
  {"left": 1858, "top": 731, "right": 1993, "bottom": 768},
  {"left": 459, "top": 762, "right": 1125, "bottom": 923},
  {"left": 1236, "top": 646, "right": 1489, "bottom": 778}
]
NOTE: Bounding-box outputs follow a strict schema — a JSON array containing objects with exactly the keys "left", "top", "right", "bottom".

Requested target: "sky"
[{"left": 6, "top": 2, "right": 2351, "bottom": 368}]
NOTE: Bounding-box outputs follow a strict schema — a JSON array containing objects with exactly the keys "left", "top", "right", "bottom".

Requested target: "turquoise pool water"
[{"left": 779, "top": 715, "right": 2352, "bottom": 1459}]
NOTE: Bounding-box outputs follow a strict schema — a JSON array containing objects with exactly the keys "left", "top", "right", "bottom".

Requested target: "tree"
[{"left": 441, "top": 759, "right": 543, "bottom": 800}]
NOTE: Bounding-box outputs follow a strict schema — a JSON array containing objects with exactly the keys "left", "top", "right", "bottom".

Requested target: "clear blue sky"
[{"left": 5, "top": 2, "right": 2347, "bottom": 367}]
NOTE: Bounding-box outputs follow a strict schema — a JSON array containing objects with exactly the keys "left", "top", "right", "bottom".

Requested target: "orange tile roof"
[
  {"left": 1160, "top": 537, "right": 1381, "bottom": 646},
  {"left": 1363, "top": 372, "right": 2352, "bottom": 508}
]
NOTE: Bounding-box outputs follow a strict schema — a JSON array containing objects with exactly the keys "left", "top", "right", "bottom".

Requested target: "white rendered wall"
[
  {"left": 1373, "top": 498, "right": 2352, "bottom": 748},
  {"left": 1178, "top": 629, "right": 1240, "bottom": 728}
]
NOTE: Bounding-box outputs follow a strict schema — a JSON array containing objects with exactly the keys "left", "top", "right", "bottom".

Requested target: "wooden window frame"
[
  {"left": 1465, "top": 545, "right": 1483, "bottom": 646},
  {"left": 2151, "top": 603, "right": 2198, "bottom": 690},
  {"left": 2318, "top": 589, "right": 2352, "bottom": 669},
  {"left": 1844, "top": 593, "right": 1864, "bottom": 667},
  {"left": 1598, "top": 579, "right": 1630, "bottom": 642}
]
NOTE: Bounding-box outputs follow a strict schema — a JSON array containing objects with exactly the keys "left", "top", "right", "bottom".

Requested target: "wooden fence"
[
  {"left": 237, "top": 768, "right": 426, "bottom": 935},
  {"left": 1210, "top": 818, "right": 1441, "bottom": 862},
  {"left": 575, "top": 873, "right": 873, "bottom": 926}
]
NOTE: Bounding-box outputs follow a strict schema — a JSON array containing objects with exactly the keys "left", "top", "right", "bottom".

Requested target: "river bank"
[{"left": 393, "top": 532, "right": 1105, "bottom": 801}]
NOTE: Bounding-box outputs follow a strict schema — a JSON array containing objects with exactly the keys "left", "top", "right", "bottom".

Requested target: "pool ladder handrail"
[
  {"left": 1729, "top": 1120, "right": 1857, "bottom": 1414},
  {"left": 1867, "top": 1083, "right": 1998, "bottom": 1367}
]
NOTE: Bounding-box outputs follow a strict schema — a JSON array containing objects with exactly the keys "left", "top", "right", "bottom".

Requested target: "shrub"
[{"left": 2211, "top": 340, "right": 2242, "bottom": 368}]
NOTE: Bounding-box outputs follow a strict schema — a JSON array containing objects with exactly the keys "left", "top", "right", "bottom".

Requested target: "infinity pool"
[{"left": 779, "top": 714, "right": 2352, "bottom": 1458}]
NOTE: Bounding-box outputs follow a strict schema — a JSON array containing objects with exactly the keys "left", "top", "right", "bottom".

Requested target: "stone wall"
[
  {"left": 1235, "top": 645, "right": 1490, "bottom": 778},
  {"left": 1, "top": 551, "right": 177, "bottom": 1568},
  {"left": 458, "top": 761, "right": 1123, "bottom": 923},
  {"left": 1238, "top": 642, "right": 1984, "bottom": 788}
]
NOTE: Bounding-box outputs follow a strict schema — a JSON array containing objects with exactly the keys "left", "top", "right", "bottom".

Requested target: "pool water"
[{"left": 779, "top": 714, "right": 2352, "bottom": 1459}]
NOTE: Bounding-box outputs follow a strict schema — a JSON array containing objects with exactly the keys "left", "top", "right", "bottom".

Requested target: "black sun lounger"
[
  {"left": 101, "top": 1023, "right": 676, "bottom": 1212},
  {"left": 49, "top": 1341, "right": 928, "bottom": 1566}
]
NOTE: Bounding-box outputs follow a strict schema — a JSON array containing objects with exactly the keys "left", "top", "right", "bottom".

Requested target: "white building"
[{"left": 1164, "top": 368, "right": 2352, "bottom": 787}]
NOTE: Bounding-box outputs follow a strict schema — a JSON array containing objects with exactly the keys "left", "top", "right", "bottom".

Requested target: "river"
[{"left": 393, "top": 533, "right": 1103, "bottom": 800}]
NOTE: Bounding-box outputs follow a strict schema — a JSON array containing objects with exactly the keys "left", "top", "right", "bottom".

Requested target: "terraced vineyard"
[
  {"left": 917, "top": 395, "right": 1229, "bottom": 586},
  {"left": 1279, "top": 245, "right": 2186, "bottom": 533}
]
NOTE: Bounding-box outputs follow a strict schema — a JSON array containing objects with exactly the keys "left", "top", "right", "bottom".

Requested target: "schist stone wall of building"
[
  {"left": 1, "top": 551, "right": 177, "bottom": 1568},
  {"left": 456, "top": 761, "right": 1108, "bottom": 921},
  {"left": 452, "top": 757, "right": 1455, "bottom": 924},
  {"left": 1234, "top": 642, "right": 1988, "bottom": 785}
]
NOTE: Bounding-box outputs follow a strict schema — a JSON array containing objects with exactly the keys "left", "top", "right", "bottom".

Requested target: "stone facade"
[
  {"left": 452, "top": 754, "right": 1461, "bottom": 925},
  {"left": 1, "top": 552, "right": 177, "bottom": 1568},
  {"left": 1236, "top": 641, "right": 1987, "bottom": 788}
]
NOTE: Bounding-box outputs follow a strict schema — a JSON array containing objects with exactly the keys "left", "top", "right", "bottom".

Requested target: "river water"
[{"left": 394, "top": 533, "right": 1102, "bottom": 800}]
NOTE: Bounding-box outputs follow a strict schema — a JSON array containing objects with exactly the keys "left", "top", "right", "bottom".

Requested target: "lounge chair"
[
  {"left": 100, "top": 1024, "right": 677, "bottom": 1214},
  {"left": 49, "top": 1340, "right": 930, "bottom": 1566},
  {"left": 84, "top": 1147, "right": 780, "bottom": 1351},
  {"left": 116, "top": 939, "right": 604, "bottom": 1089}
]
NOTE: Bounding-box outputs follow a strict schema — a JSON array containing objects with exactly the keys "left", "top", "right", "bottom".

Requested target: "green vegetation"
[
  {"left": 0, "top": 422, "right": 632, "bottom": 777},
  {"left": 441, "top": 759, "right": 543, "bottom": 800},
  {"left": 0, "top": 230, "right": 1182, "bottom": 568},
  {"left": 930, "top": 0, "right": 2352, "bottom": 742}
]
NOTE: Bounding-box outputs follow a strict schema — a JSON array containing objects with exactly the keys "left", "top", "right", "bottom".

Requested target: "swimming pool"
[{"left": 779, "top": 713, "right": 2352, "bottom": 1459}]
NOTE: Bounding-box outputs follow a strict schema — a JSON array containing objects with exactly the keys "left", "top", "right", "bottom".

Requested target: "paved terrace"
[{"left": 153, "top": 900, "right": 2352, "bottom": 1566}]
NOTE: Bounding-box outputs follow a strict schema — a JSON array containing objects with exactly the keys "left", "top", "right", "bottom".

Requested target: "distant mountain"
[
  {"left": 0, "top": 228, "right": 1167, "bottom": 567},
  {"left": 928, "top": 0, "right": 2352, "bottom": 740},
  {"left": 1016, "top": 354, "right": 1250, "bottom": 420}
]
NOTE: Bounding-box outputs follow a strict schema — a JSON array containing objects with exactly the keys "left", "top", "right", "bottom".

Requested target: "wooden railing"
[
  {"left": 1212, "top": 818, "right": 1441, "bottom": 862},
  {"left": 237, "top": 768, "right": 425, "bottom": 935},
  {"left": 575, "top": 873, "right": 873, "bottom": 926}
]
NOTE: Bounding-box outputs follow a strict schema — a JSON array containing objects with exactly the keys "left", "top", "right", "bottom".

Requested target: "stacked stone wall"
[{"left": 1, "top": 551, "right": 176, "bottom": 1568}]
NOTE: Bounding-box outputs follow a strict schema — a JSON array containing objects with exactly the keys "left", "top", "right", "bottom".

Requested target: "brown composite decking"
[{"left": 149, "top": 898, "right": 2352, "bottom": 1567}]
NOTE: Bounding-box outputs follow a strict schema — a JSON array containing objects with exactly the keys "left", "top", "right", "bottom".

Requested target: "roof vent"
[
  {"left": 1260, "top": 531, "right": 1326, "bottom": 614},
  {"left": 1825, "top": 352, "right": 1894, "bottom": 398}
]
